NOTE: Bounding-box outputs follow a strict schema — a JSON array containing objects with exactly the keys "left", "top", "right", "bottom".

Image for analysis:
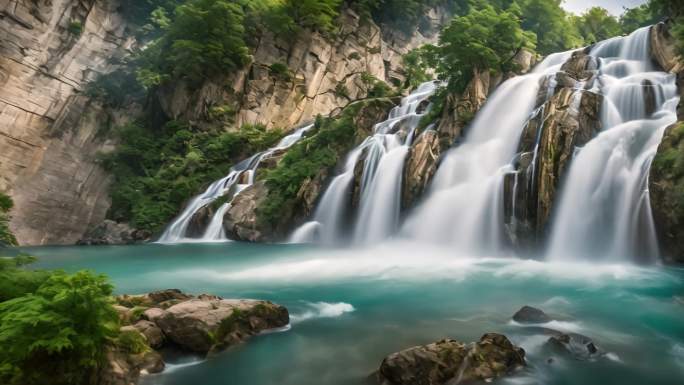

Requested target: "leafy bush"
[
  {"left": 67, "top": 21, "right": 83, "bottom": 36},
  {"left": 102, "top": 120, "right": 284, "bottom": 233},
  {"left": 424, "top": 4, "right": 536, "bottom": 93},
  {"left": 0, "top": 193, "right": 16, "bottom": 247},
  {"left": 0, "top": 267, "right": 119, "bottom": 385}
]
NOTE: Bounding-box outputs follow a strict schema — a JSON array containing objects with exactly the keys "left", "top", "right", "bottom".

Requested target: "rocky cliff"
[
  {"left": 649, "top": 22, "right": 684, "bottom": 264},
  {"left": 0, "top": 0, "right": 135, "bottom": 245},
  {"left": 0, "top": 2, "right": 447, "bottom": 245}
]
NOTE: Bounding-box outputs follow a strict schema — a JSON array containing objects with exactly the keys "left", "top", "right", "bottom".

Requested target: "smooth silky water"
[{"left": 8, "top": 242, "right": 684, "bottom": 385}]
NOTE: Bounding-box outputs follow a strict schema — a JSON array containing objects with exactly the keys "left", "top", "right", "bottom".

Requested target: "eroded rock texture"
[
  {"left": 0, "top": 0, "right": 134, "bottom": 245},
  {"left": 503, "top": 49, "right": 602, "bottom": 252},
  {"left": 377, "top": 333, "right": 526, "bottom": 385}
]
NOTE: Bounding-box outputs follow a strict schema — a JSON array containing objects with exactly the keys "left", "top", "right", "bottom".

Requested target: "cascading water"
[
  {"left": 400, "top": 52, "right": 571, "bottom": 256},
  {"left": 547, "top": 27, "right": 679, "bottom": 262},
  {"left": 158, "top": 124, "right": 313, "bottom": 243},
  {"left": 289, "top": 82, "right": 437, "bottom": 244}
]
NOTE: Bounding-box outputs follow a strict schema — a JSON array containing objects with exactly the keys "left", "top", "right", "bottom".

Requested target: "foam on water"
[{"left": 290, "top": 302, "right": 356, "bottom": 323}]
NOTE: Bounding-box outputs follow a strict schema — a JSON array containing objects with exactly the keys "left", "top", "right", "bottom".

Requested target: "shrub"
[
  {"left": 0, "top": 269, "right": 119, "bottom": 385},
  {"left": 67, "top": 21, "right": 83, "bottom": 36},
  {"left": 0, "top": 193, "right": 16, "bottom": 247}
]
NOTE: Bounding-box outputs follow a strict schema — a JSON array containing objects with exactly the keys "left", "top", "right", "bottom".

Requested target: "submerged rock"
[
  {"left": 377, "top": 333, "right": 525, "bottom": 385},
  {"left": 512, "top": 306, "right": 552, "bottom": 324}
]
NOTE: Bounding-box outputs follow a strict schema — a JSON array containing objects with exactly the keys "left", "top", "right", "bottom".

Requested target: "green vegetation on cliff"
[
  {"left": 258, "top": 98, "right": 395, "bottom": 230},
  {"left": 0, "top": 193, "right": 16, "bottom": 247},
  {"left": 0, "top": 255, "right": 119, "bottom": 385},
  {"left": 101, "top": 121, "right": 284, "bottom": 233}
]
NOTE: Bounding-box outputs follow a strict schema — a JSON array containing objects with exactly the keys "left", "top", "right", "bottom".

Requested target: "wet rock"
[
  {"left": 116, "top": 289, "right": 193, "bottom": 309},
  {"left": 545, "top": 332, "right": 601, "bottom": 360},
  {"left": 512, "top": 306, "right": 552, "bottom": 324},
  {"left": 403, "top": 130, "right": 441, "bottom": 209},
  {"left": 129, "top": 320, "right": 165, "bottom": 349},
  {"left": 223, "top": 181, "right": 270, "bottom": 242},
  {"left": 650, "top": 22, "right": 684, "bottom": 74},
  {"left": 96, "top": 347, "right": 164, "bottom": 385},
  {"left": 649, "top": 121, "right": 684, "bottom": 264},
  {"left": 377, "top": 333, "right": 525, "bottom": 385},
  {"left": 505, "top": 52, "right": 602, "bottom": 252},
  {"left": 77, "top": 220, "right": 151, "bottom": 245},
  {"left": 154, "top": 298, "right": 289, "bottom": 353}
]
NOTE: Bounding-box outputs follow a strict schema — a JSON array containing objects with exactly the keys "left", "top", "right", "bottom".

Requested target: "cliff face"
[
  {"left": 0, "top": 0, "right": 134, "bottom": 245},
  {"left": 0, "top": 2, "right": 447, "bottom": 245},
  {"left": 649, "top": 22, "right": 684, "bottom": 264},
  {"left": 156, "top": 8, "right": 447, "bottom": 130}
]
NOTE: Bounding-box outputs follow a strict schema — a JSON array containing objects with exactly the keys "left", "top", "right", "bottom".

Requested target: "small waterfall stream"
[
  {"left": 290, "top": 82, "right": 437, "bottom": 244},
  {"left": 158, "top": 124, "right": 314, "bottom": 243},
  {"left": 547, "top": 27, "right": 679, "bottom": 262}
]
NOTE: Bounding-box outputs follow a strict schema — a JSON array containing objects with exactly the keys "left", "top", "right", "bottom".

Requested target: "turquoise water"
[{"left": 12, "top": 242, "right": 684, "bottom": 385}]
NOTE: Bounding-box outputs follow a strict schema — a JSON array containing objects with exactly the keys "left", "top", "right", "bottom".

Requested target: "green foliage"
[
  {"left": 334, "top": 83, "right": 351, "bottom": 99},
  {"left": 0, "top": 268, "right": 118, "bottom": 385},
  {"left": 278, "top": 0, "right": 342, "bottom": 34},
  {"left": 259, "top": 100, "right": 390, "bottom": 228},
  {"left": 0, "top": 193, "right": 16, "bottom": 247},
  {"left": 512, "top": 0, "right": 583, "bottom": 54},
  {"left": 0, "top": 254, "right": 50, "bottom": 302},
  {"left": 101, "top": 121, "right": 284, "bottom": 233},
  {"left": 619, "top": 2, "right": 660, "bottom": 34},
  {"left": 67, "top": 21, "right": 83, "bottom": 36},
  {"left": 402, "top": 48, "right": 433, "bottom": 90},
  {"left": 137, "top": 0, "right": 251, "bottom": 86},
  {"left": 572, "top": 7, "right": 622, "bottom": 44},
  {"left": 85, "top": 59, "right": 147, "bottom": 108},
  {"left": 426, "top": 4, "right": 536, "bottom": 93},
  {"left": 116, "top": 330, "right": 149, "bottom": 354},
  {"left": 360, "top": 72, "right": 393, "bottom": 97},
  {"left": 269, "top": 62, "right": 292, "bottom": 81}
]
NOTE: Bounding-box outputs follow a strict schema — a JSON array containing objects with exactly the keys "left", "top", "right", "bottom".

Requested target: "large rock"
[
  {"left": 649, "top": 122, "right": 684, "bottom": 263},
  {"left": 96, "top": 347, "right": 164, "bottom": 385},
  {"left": 0, "top": 0, "right": 136, "bottom": 246},
  {"left": 403, "top": 130, "right": 440, "bottom": 209},
  {"left": 154, "top": 297, "right": 289, "bottom": 353},
  {"left": 504, "top": 50, "right": 602, "bottom": 251},
  {"left": 77, "top": 220, "right": 151, "bottom": 245},
  {"left": 512, "top": 306, "right": 552, "bottom": 324},
  {"left": 377, "top": 333, "right": 525, "bottom": 385},
  {"left": 650, "top": 22, "right": 684, "bottom": 74}
]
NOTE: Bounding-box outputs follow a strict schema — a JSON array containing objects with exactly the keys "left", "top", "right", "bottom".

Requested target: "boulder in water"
[
  {"left": 154, "top": 297, "right": 289, "bottom": 353},
  {"left": 512, "top": 306, "right": 552, "bottom": 324},
  {"left": 376, "top": 333, "right": 525, "bottom": 385}
]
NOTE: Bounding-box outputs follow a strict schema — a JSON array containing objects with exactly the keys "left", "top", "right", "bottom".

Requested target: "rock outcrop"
[
  {"left": 377, "top": 333, "right": 526, "bottom": 385},
  {"left": 0, "top": 0, "right": 135, "bottom": 245},
  {"left": 512, "top": 305, "right": 552, "bottom": 324},
  {"left": 650, "top": 121, "right": 684, "bottom": 263},
  {"left": 156, "top": 8, "right": 446, "bottom": 131},
  {"left": 649, "top": 22, "right": 684, "bottom": 264},
  {"left": 77, "top": 220, "right": 151, "bottom": 245},
  {"left": 504, "top": 49, "right": 602, "bottom": 252},
  {"left": 104, "top": 289, "right": 289, "bottom": 385}
]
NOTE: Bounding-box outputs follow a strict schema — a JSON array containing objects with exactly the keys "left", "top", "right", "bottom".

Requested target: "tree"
[
  {"left": 619, "top": 3, "right": 660, "bottom": 34},
  {"left": 427, "top": 5, "right": 536, "bottom": 92},
  {"left": 512, "top": 0, "right": 582, "bottom": 54},
  {"left": 572, "top": 7, "right": 622, "bottom": 44}
]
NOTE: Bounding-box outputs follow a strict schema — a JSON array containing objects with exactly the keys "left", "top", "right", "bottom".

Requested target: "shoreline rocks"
[
  {"left": 104, "top": 289, "right": 289, "bottom": 385},
  {"left": 377, "top": 333, "right": 526, "bottom": 385}
]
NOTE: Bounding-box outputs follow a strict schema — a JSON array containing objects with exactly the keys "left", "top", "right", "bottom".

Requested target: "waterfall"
[
  {"left": 290, "top": 82, "right": 437, "bottom": 244},
  {"left": 547, "top": 27, "right": 680, "bottom": 262},
  {"left": 157, "top": 124, "right": 314, "bottom": 243},
  {"left": 400, "top": 52, "right": 570, "bottom": 256}
]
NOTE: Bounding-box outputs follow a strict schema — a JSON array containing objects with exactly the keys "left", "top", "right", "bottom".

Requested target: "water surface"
[{"left": 13, "top": 242, "right": 684, "bottom": 385}]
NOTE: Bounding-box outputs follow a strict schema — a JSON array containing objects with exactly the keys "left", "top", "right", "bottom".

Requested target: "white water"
[
  {"left": 291, "top": 82, "right": 437, "bottom": 244},
  {"left": 548, "top": 27, "right": 679, "bottom": 262},
  {"left": 158, "top": 124, "right": 314, "bottom": 243},
  {"left": 400, "top": 52, "right": 571, "bottom": 255}
]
